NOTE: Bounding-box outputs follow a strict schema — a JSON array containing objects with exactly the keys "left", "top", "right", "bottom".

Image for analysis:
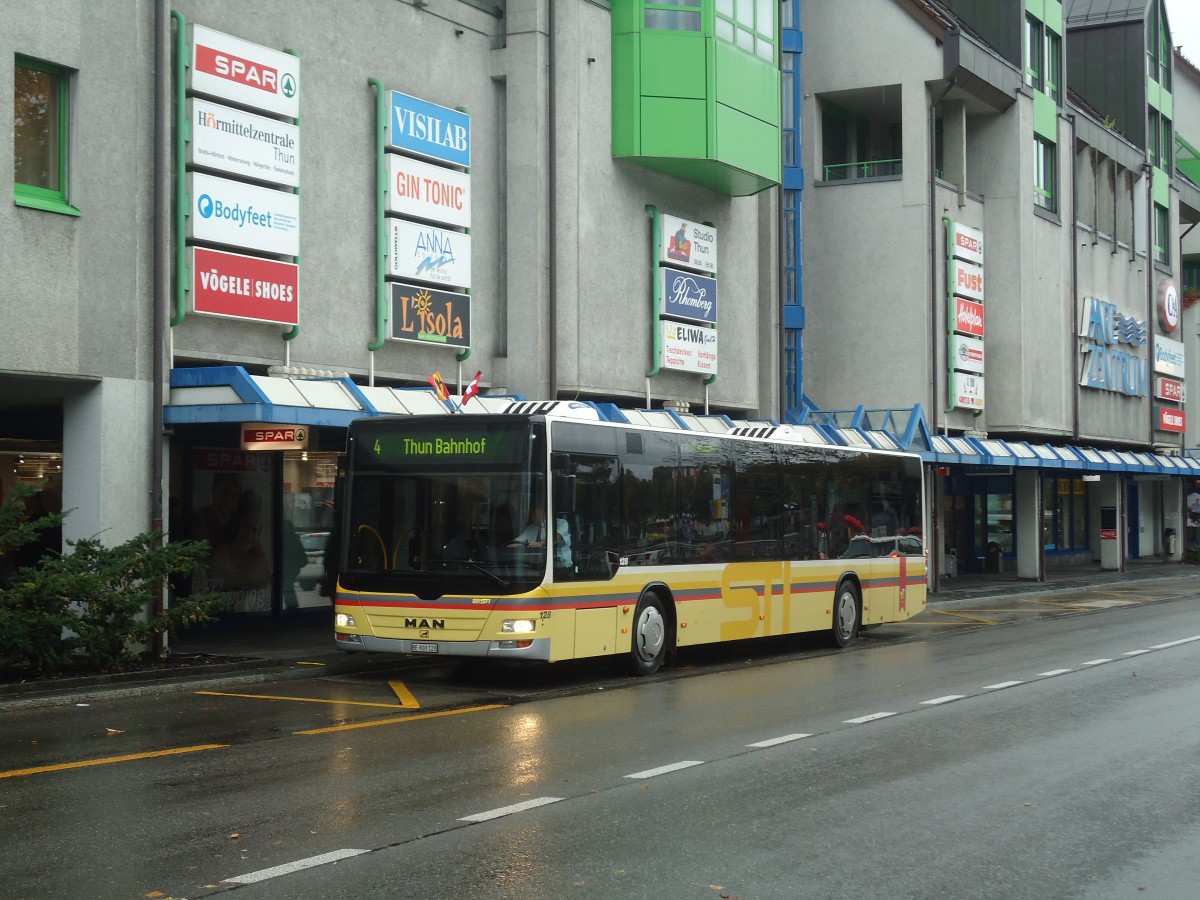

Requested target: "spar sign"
[
  {"left": 190, "top": 25, "right": 299, "bottom": 119},
  {"left": 191, "top": 247, "right": 299, "bottom": 325}
]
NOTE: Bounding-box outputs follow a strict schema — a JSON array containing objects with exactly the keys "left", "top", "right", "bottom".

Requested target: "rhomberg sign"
[
  {"left": 390, "top": 282, "right": 470, "bottom": 349},
  {"left": 190, "top": 25, "right": 299, "bottom": 119},
  {"left": 190, "top": 247, "right": 299, "bottom": 325}
]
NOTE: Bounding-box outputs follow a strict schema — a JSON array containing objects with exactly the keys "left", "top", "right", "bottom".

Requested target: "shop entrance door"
[{"left": 1126, "top": 482, "right": 1139, "bottom": 559}]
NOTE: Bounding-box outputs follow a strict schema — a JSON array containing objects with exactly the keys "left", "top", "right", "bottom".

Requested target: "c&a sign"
[{"left": 390, "top": 283, "right": 470, "bottom": 349}]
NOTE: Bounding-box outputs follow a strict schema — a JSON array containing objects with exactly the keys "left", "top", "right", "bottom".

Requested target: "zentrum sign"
[{"left": 190, "top": 25, "right": 299, "bottom": 119}]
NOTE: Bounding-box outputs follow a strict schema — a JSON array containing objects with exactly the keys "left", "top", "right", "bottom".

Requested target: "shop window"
[
  {"left": 1154, "top": 203, "right": 1169, "bottom": 264},
  {"left": 14, "top": 55, "right": 78, "bottom": 216}
]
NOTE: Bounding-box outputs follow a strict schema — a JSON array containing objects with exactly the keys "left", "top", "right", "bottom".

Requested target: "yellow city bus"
[{"left": 332, "top": 402, "right": 927, "bottom": 675}]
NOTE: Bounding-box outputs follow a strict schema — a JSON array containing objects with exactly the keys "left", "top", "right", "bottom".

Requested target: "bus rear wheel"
[
  {"left": 830, "top": 580, "right": 860, "bottom": 648},
  {"left": 629, "top": 593, "right": 668, "bottom": 676}
]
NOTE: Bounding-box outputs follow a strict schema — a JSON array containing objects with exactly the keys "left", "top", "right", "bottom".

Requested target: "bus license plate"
[{"left": 410, "top": 642, "right": 439, "bottom": 654}]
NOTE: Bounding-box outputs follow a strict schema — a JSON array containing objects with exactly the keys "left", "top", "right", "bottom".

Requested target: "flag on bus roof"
[
  {"left": 461, "top": 370, "right": 483, "bottom": 408},
  {"left": 427, "top": 371, "right": 450, "bottom": 402}
]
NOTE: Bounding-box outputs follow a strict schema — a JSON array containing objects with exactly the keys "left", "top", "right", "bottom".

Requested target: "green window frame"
[
  {"left": 645, "top": 1, "right": 702, "bottom": 31},
  {"left": 1153, "top": 202, "right": 1169, "bottom": 264},
  {"left": 1034, "top": 137, "right": 1056, "bottom": 212},
  {"left": 1025, "top": 14, "right": 1042, "bottom": 91},
  {"left": 1161, "top": 114, "right": 1173, "bottom": 170},
  {"left": 716, "top": 0, "right": 775, "bottom": 62},
  {"left": 13, "top": 55, "right": 78, "bottom": 216},
  {"left": 1044, "top": 29, "right": 1061, "bottom": 103}
]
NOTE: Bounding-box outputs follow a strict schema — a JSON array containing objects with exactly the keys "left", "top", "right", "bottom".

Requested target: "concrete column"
[
  {"left": 1015, "top": 469, "right": 1043, "bottom": 580},
  {"left": 1162, "top": 477, "right": 1183, "bottom": 560},
  {"left": 942, "top": 99, "right": 967, "bottom": 205},
  {"left": 62, "top": 378, "right": 153, "bottom": 547}
]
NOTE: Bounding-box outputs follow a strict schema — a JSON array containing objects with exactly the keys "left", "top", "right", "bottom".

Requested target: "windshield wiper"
[{"left": 442, "top": 559, "right": 511, "bottom": 589}]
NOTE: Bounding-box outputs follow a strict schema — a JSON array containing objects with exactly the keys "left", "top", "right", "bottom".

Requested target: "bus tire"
[
  {"left": 830, "top": 579, "right": 861, "bottom": 649},
  {"left": 628, "top": 592, "right": 668, "bottom": 676}
]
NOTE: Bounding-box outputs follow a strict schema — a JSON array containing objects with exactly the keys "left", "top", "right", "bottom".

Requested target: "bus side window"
[{"left": 563, "top": 453, "right": 619, "bottom": 580}]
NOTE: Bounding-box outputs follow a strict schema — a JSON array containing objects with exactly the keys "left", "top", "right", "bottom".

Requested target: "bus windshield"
[{"left": 340, "top": 417, "right": 548, "bottom": 598}]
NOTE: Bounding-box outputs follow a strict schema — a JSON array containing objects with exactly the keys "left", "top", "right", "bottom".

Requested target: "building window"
[
  {"left": 1154, "top": 203, "right": 1169, "bottom": 264},
  {"left": 1161, "top": 114, "right": 1173, "bottom": 170},
  {"left": 1147, "top": 0, "right": 1172, "bottom": 89},
  {"left": 1044, "top": 29, "right": 1061, "bottom": 102},
  {"left": 1025, "top": 14, "right": 1042, "bottom": 90},
  {"left": 645, "top": 2, "right": 702, "bottom": 31},
  {"left": 716, "top": 0, "right": 775, "bottom": 62},
  {"left": 14, "top": 56, "right": 76, "bottom": 214},
  {"left": 1034, "top": 137, "right": 1056, "bottom": 212}
]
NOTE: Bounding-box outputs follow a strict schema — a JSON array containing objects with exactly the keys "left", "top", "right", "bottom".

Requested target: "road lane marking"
[
  {"left": 1081, "top": 658, "right": 1112, "bottom": 666},
  {"left": 1037, "top": 669, "right": 1073, "bottom": 677},
  {"left": 226, "top": 849, "right": 367, "bottom": 884},
  {"left": 920, "top": 695, "right": 964, "bottom": 705},
  {"left": 844, "top": 712, "right": 896, "bottom": 724},
  {"left": 747, "top": 734, "right": 812, "bottom": 748},
  {"left": 389, "top": 680, "right": 420, "bottom": 709},
  {"left": 1150, "top": 635, "right": 1200, "bottom": 649},
  {"left": 625, "top": 761, "right": 704, "bottom": 779},
  {"left": 983, "top": 680, "right": 1024, "bottom": 690},
  {"left": 1122, "top": 649, "right": 1152, "bottom": 657},
  {"left": 196, "top": 690, "right": 406, "bottom": 709},
  {"left": 459, "top": 797, "right": 564, "bottom": 822},
  {"left": 294, "top": 704, "right": 507, "bottom": 735},
  {"left": 0, "top": 743, "right": 227, "bottom": 779},
  {"left": 933, "top": 611, "right": 999, "bottom": 625}
]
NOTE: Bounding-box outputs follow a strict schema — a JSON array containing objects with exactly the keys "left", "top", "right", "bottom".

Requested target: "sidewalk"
[{"left": 2, "top": 560, "right": 1194, "bottom": 706}]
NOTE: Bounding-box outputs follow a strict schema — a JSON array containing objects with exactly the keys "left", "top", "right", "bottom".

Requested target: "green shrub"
[{"left": 0, "top": 484, "right": 229, "bottom": 675}]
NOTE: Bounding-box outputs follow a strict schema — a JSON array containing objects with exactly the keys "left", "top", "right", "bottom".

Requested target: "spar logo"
[{"left": 195, "top": 43, "right": 295, "bottom": 97}]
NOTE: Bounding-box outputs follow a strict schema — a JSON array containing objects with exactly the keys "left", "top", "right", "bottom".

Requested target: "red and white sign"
[
  {"left": 954, "top": 297, "right": 985, "bottom": 337},
  {"left": 951, "top": 334, "right": 985, "bottom": 374},
  {"left": 953, "top": 260, "right": 984, "bottom": 301},
  {"left": 1156, "top": 377, "right": 1185, "bottom": 403},
  {"left": 388, "top": 154, "right": 472, "bottom": 229},
  {"left": 1100, "top": 528, "right": 1118, "bottom": 541},
  {"left": 1159, "top": 278, "right": 1180, "bottom": 333},
  {"left": 241, "top": 423, "right": 309, "bottom": 451},
  {"left": 952, "top": 372, "right": 985, "bottom": 410},
  {"left": 190, "top": 25, "right": 299, "bottom": 119},
  {"left": 191, "top": 247, "right": 299, "bottom": 325},
  {"left": 952, "top": 222, "right": 983, "bottom": 265},
  {"left": 1157, "top": 406, "right": 1186, "bottom": 433}
]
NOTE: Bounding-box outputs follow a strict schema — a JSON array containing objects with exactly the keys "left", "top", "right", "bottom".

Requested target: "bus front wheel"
[
  {"left": 830, "top": 580, "right": 861, "bottom": 649},
  {"left": 629, "top": 593, "right": 668, "bottom": 676}
]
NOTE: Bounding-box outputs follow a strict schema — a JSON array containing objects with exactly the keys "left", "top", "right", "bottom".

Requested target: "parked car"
[{"left": 297, "top": 531, "right": 329, "bottom": 589}]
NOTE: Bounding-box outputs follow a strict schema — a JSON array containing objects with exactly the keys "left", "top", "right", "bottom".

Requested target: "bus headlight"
[
  {"left": 502, "top": 619, "right": 535, "bottom": 634},
  {"left": 336, "top": 613, "right": 357, "bottom": 628}
]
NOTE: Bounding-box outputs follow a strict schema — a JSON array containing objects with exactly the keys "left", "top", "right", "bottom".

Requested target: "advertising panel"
[
  {"left": 388, "top": 154, "right": 471, "bottom": 228},
  {"left": 1158, "top": 406, "right": 1186, "bottom": 433},
  {"left": 241, "top": 423, "right": 309, "bottom": 451},
  {"left": 389, "top": 219, "right": 471, "bottom": 289},
  {"left": 658, "top": 214, "right": 718, "bottom": 273},
  {"left": 1153, "top": 335, "right": 1186, "bottom": 377},
  {"left": 954, "top": 297, "right": 985, "bottom": 337},
  {"left": 660, "top": 267, "right": 717, "bottom": 324},
  {"left": 190, "top": 25, "right": 299, "bottom": 119},
  {"left": 189, "top": 448, "right": 275, "bottom": 613},
  {"left": 387, "top": 91, "right": 470, "bottom": 168},
  {"left": 1159, "top": 278, "right": 1180, "bottom": 333},
  {"left": 951, "top": 372, "right": 985, "bottom": 410},
  {"left": 1155, "top": 377, "right": 1185, "bottom": 403},
  {"left": 660, "top": 321, "right": 718, "bottom": 374},
  {"left": 188, "top": 98, "right": 299, "bottom": 187},
  {"left": 951, "top": 334, "right": 985, "bottom": 374},
  {"left": 190, "top": 247, "right": 299, "bottom": 325},
  {"left": 952, "top": 222, "right": 983, "bottom": 265},
  {"left": 952, "top": 260, "right": 984, "bottom": 301},
  {"left": 390, "top": 282, "right": 470, "bottom": 349},
  {"left": 189, "top": 172, "right": 299, "bottom": 257}
]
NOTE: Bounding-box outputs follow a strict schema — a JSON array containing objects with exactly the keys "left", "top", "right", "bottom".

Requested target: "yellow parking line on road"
[
  {"left": 0, "top": 743, "right": 227, "bottom": 779},
  {"left": 295, "top": 704, "right": 507, "bottom": 735},
  {"left": 389, "top": 680, "right": 420, "bottom": 709},
  {"left": 196, "top": 690, "right": 404, "bottom": 709},
  {"left": 933, "top": 610, "right": 999, "bottom": 625}
]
